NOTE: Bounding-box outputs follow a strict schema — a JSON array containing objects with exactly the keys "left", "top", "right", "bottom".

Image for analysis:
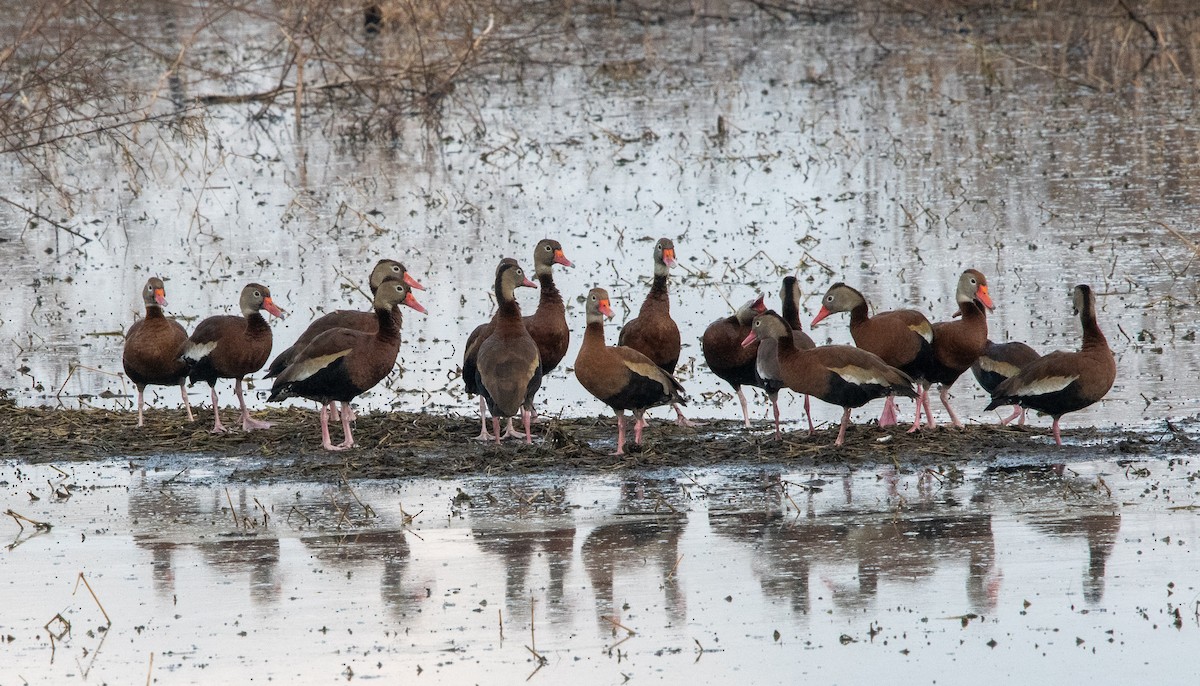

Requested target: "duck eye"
[
  {"left": 392, "top": 265, "right": 400, "bottom": 272},
  {"left": 254, "top": 290, "right": 261, "bottom": 298}
]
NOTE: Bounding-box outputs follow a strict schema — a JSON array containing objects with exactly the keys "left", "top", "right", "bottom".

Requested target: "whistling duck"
[
  {"left": 701, "top": 294, "right": 767, "bottom": 427},
  {"left": 575, "top": 288, "right": 687, "bottom": 455},
  {"left": 267, "top": 259, "right": 422, "bottom": 379},
  {"left": 744, "top": 313, "right": 916, "bottom": 446},
  {"left": 914, "top": 269, "right": 996, "bottom": 431},
  {"left": 475, "top": 261, "right": 543, "bottom": 445},
  {"left": 182, "top": 283, "right": 284, "bottom": 433},
  {"left": 811, "top": 283, "right": 934, "bottom": 427},
  {"left": 122, "top": 277, "right": 194, "bottom": 426},
  {"left": 267, "top": 279, "right": 425, "bottom": 451},
  {"left": 779, "top": 276, "right": 817, "bottom": 434},
  {"left": 972, "top": 340, "right": 1041, "bottom": 425},
  {"left": 618, "top": 238, "right": 693, "bottom": 426},
  {"left": 985, "top": 284, "right": 1115, "bottom": 445},
  {"left": 463, "top": 240, "right": 571, "bottom": 439}
]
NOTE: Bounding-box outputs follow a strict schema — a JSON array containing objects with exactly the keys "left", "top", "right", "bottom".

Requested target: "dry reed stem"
[
  {"left": 73, "top": 572, "right": 112, "bottom": 627},
  {"left": 225, "top": 487, "right": 239, "bottom": 528},
  {"left": 5, "top": 509, "right": 52, "bottom": 531}
]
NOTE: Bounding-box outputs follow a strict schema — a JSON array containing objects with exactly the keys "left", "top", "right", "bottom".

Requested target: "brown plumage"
[
  {"left": 475, "top": 261, "right": 543, "bottom": 445},
  {"left": 182, "top": 283, "right": 284, "bottom": 433},
  {"left": 915, "top": 269, "right": 996, "bottom": 431},
  {"left": 122, "top": 277, "right": 193, "bottom": 426},
  {"left": 463, "top": 258, "right": 519, "bottom": 440},
  {"left": 779, "top": 275, "right": 817, "bottom": 435},
  {"left": 973, "top": 340, "right": 1041, "bottom": 425},
  {"left": 745, "top": 313, "right": 916, "bottom": 446},
  {"left": 463, "top": 240, "right": 570, "bottom": 441},
  {"left": 701, "top": 294, "right": 767, "bottom": 427},
  {"left": 811, "top": 282, "right": 935, "bottom": 427},
  {"left": 267, "top": 259, "right": 422, "bottom": 379},
  {"left": 523, "top": 238, "right": 574, "bottom": 375},
  {"left": 618, "top": 238, "right": 693, "bottom": 426},
  {"left": 985, "top": 284, "right": 1115, "bottom": 445},
  {"left": 268, "top": 280, "right": 426, "bottom": 451},
  {"left": 576, "top": 288, "right": 687, "bottom": 455}
]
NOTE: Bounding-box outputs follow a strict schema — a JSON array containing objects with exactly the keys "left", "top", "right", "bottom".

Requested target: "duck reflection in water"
[
  {"left": 471, "top": 487, "right": 576, "bottom": 620},
  {"left": 301, "top": 530, "right": 418, "bottom": 619},
  {"left": 582, "top": 478, "right": 687, "bottom": 632}
]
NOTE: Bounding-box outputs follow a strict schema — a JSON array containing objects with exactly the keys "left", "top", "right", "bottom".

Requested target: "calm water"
[
  {"left": 4, "top": 456, "right": 1199, "bottom": 683},
  {"left": 1, "top": 9, "right": 1198, "bottom": 435}
]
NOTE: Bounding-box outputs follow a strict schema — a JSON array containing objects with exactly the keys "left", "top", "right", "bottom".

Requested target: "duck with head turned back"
[
  {"left": 183, "top": 283, "right": 284, "bottom": 433},
  {"left": 779, "top": 276, "right": 817, "bottom": 435},
  {"left": 475, "top": 261, "right": 543, "bottom": 445},
  {"left": 811, "top": 282, "right": 935, "bottom": 428},
  {"left": 618, "top": 238, "right": 695, "bottom": 427},
  {"left": 985, "top": 284, "right": 1115, "bottom": 445},
  {"left": 744, "top": 313, "right": 916, "bottom": 446},
  {"left": 913, "top": 269, "right": 996, "bottom": 431},
  {"left": 576, "top": 288, "right": 687, "bottom": 455},
  {"left": 268, "top": 279, "right": 426, "bottom": 451},
  {"left": 972, "top": 340, "right": 1041, "bottom": 425},
  {"left": 701, "top": 294, "right": 767, "bottom": 427},
  {"left": 123, "top": 277, "right": 194, "bottom": 427},
  {"left": 267, "top": 259, "right": 423, "bottom": 380}
]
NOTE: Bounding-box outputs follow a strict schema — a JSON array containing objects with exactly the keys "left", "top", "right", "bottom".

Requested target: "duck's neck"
[
  {"left": 1080, "top": 305, "right": 1108, "bottom": 350},
  {"left": 848, "top": 299, "right": 870, "bottom": 327},
  {"left": 643, "top": 274, "right": 670, "bottom": 312},
  {"left": 144, "top": 304, "right": 165, "bottom": 320},
  {"left": 537, "top": 272, "right": 562, "bottom": 311},
  {"left": 582, "top": 320, "right": 607, "bottom": 349},
  {"left": 375, "top": 305, "right": 401, "bottom": 342},
  {"left": 781, "top": 297, "right": 801, "bottom": 330}
]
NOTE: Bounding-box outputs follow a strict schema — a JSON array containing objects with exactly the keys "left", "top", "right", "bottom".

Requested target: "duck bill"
[
  {"left": 154, "top": 288, "right": 168, "bottom": 307},
  {"left": 752, "top": 294, "right": 767, "bottom": 313},
  {"left": 403, "top": 272, "right": 426, "bottom": 291},
  {"left": 262, "top": 297, "right": 285, "bottom": 318},
  {"left": 810, "top": 305, "right": 832, "bottom": 328},
  {"left": 521, "top": 276, "right": 538, "bottom": 289},
  {"left": 662, "top": 249, "right": 677, "bottom": 268},
  {"left": 404, "top": 292, "right": 427, "bottom": 314},
  {"left": 598, "top": 299, "right": 615, "bottom": 319},
  {"left": 553, "top": 250, "right": 573, "bottom": 267},
  {"left": 741, "top": 331, "right": 759, "bottom": 348},
  {"left": 976, "top": 285, "right": 995, "bottom": 311}
]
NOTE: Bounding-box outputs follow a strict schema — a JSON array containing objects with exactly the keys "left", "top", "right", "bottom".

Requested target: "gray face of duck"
[
  {"left": 373, "top": 278, "right": 427, "bottom": 314},
  {"left": 653, "top": 238, "right": 677, "bottom": 277},
  {"left": 240, "top": 283, "right": 285, "bottom": 318},
  {"left": 142, "top": 277, "right": 167, "bottom": 308},
  {"left": 585, "top": 288, "right": 615, "bottom": 324}
]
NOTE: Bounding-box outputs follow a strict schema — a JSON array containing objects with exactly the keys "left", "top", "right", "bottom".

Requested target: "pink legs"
[
  {"left": 318, "top": 402, "right": 355, "bottom": 451},
  {"left": 736, "top": 387, "right": 751, "bottom": 428},
  {"left": 879, "top": 395, "right": 898, "bottom": 426},
  {"left": 803, "top": 394, "right": 814, "bottom": 436},
  {"left": 209, "top": 386, "right": 226, "bottom": 433},
  {"left": 179, "top": 381, "right": 194, "bottom": 422},
  {"left": 235, "top": 378, "right": 272, "bottom": 431},
  {"left": 611, "top": 409, "right": 649, "bottom": 455},
  {"left": 999, "top": 405, "right": 1025, "bottom": 425},
  {"left": 771, "top": 393, "right": 782, "bottom": 440},
  {"left": 835, "top": 407, "right": 852, "bottom": 446},
  {"left": 938, "top": 385, "right": 963, "bottom": 428},
  {"left": 1051, "top": 417, "right": 1063, "bottom": 446},
  {"left": 473, "top": 396, "right": 494, "bottom": 441}
]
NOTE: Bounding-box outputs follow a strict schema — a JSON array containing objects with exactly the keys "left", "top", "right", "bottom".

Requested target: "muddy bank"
[{"left": 0, "top": 406, "right": 1185, "bottom": 479}]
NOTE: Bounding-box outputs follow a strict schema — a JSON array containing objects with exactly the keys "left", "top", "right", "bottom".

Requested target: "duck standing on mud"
[
  {"left": 811, "top": 282, "right": 935, "bottom": 428},
  {"left": 123, "top": 277, "right": 194, "bottom": 427},
  {"left": 916, "top": 269, "right": 995, "bottom": 431},
  {"left": 618, "top": 238, "right": 695, "bottom": 427},
  {"left": 268, "top": 279, "right": 425, "bottom": 451},
  {"left": 576, "top": 287, "right": 687, "bottom": 455},
  {"left": 182, "top": 283, "right": 284, "bottom": 433},
  {"left": 744, "top": 312, "right": 916, "bottom": 446},
  {"left": 985, "top": 284, "right": 1115, "bottom": 446},
  {"left": 474, "top": 261, "right": 543, "bottom": 445}
]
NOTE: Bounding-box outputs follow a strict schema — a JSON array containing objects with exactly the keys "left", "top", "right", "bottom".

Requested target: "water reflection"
[{"left": 301, "top": 530, "right": 416, "bottom": 618}]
